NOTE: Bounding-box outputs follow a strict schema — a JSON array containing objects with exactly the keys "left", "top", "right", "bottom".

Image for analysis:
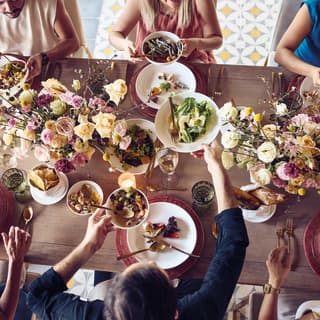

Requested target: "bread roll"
[
  {"left": 232, "top": 186, "right": 261, "bottom": 210},
  {"left": 249, "top": 187, "right": 287, "bottom": 205}
]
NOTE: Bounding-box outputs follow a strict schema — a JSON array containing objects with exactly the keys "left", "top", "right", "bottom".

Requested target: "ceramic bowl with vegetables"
[
  {"left": 142, "top": 31, "right": 183, "bottom": 65},
  {"left": 67, "top": 180, "right": 103, "bottom": 215},
  {"left": 155, "top": 92, "right": 221, "bottom": 152},
  {"left": 106, "top": 187, "right": 149, "bottom": 229}
]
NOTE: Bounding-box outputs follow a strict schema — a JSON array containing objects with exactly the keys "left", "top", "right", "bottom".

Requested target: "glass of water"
[
  {"left": 158, "top": 148, "right": 179, "bottom": 186},
  {"left": 192, "top": 180, "right": 215, "bottom": 214}
]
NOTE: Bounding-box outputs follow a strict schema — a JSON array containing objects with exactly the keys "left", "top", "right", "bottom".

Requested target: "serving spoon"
[{"left": 22, "top": 206, "right": 33, "bottom": 227}]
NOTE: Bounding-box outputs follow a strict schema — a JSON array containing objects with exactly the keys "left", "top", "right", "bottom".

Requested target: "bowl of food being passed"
[
  {"left": 106, "top": 187, "right": 149, "bottom": 229},
  {"left": 0, "top": 55, "right": 29, "bottom": 96},
  {"left": 67, "top": 180, "right": 103, "bottom": 216},
  {"left": 142, "top": 31, "right": 183, "bottom": 65}
]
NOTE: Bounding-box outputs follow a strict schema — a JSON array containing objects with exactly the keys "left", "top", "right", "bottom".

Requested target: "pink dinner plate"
[
  {"left": 116, "top": 195, "right": 204, "bottom": 279},
  {"left": 304, "top": 212, "right": 320, "bottom": 276}
]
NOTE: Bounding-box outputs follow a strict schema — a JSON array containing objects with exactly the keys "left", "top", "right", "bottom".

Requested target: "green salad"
[{"left": 172, "top": 97, "right": 212, "bottom": 143}]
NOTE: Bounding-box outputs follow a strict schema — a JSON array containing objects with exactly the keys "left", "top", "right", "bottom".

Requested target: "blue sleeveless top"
[{"left": 295, "top": 0, "right": 320, "bottom": 66}]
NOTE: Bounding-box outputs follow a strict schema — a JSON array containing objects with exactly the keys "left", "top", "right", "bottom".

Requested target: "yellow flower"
[
  {"left": 104, "top": 79, "right": 127, "bottom": 105},
  {"left": 23, "top": 129, "right": 36, "bottom": 141},
  {"left": 289, "top": 175, "right": 304, "bottom": 187},
  {"left": 297, "top": 187, "right": 306, "bottom": 196},
  {"left": 51, "top": 134, "right": 68, "bottom": 149},
  {"left": 254, "top": 113, "right": 262, "bottom": 122},
  {"left": 72, "top": 79, "right": 81, "bottom": 92},
  {"left": 102, "top": 153, "right": 110, "bottom": 161},
  {"left": 285, "top": 184, "right": 298, "bottom": 194},
  {"left": 45, "top": 120, "right": 56, "bottom": 131},
  {"left": 49, "top": 151, "right": 61, "bottom": 161},
  {"left": 19, "top": 90, "right": 33, "bottom": 105},
  {"left": 245, "top": 106, "right": 253, "bottom": 115},
  {"left": 83, "top": 145, "right": 96, "bottom": 160},
  {"left": 92, "top": 112, "right": 116, "bottom": 138},
  {"left": 2, "top": 129, "right": 15, "bottom": 145},
  {"left": 295, "top": 158, "right": 305, "bottom": 169},
  {"left": 221, "top": 151, "right": 234, "bottom": 169},
  {"left": 50, "top": 100, "right": 66, "bottom": 116},
  {"left": 22, "top": 83, "right": 30, "bottom": 91},
  {"left": 262, "top": 124, "right": 277, "bottom": 139},
  {"left": 74, "top": 122, "right": 95, "bottom": 141},
  {"left": 74, "top": 139, "right": 89, "bottom": 153}
]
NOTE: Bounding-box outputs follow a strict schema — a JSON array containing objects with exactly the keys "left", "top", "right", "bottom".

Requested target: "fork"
[
  {"left": 145, "top": 139, "right": 162, "bottom": 178},
  {"left": 285, "top": 218, "right": 294, "bottom": 253},
  {"left": 275, "top": 221, "right": 284, "bottom": 248},
  {"left": 168, "top": 97, "right": 179, "bottom": 143},
  {"left": 214, "top": 66, "right": 224, "bottom": 97}
]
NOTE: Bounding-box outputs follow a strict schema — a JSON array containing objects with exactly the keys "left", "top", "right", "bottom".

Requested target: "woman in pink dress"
[{"left": 108, "top": 0, "right": 222, "bottom": 63}]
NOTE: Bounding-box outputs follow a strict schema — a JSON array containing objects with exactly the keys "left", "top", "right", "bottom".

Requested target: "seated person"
[
  {"left": 0, "top": 226, "right": 32, "bottom": 320},
  {"left": 0, "top": 0, "right": 80, "bottom": 79},
  {"left": 27, "top": 140, "right": 249, "bottom": 320},
  {"left": 258, "top": 246, "right": 320, "bottom": 320},
  {"left": 275, "top": 0, "right": 320, "bottom": 86},
  {"left": 108, "top": 0, "right": 222, "bottom": 63}
]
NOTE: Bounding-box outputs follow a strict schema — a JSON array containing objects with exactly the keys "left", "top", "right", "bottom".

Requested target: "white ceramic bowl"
[
  {"left": 0, "top": 55, "right": 29, "bottom": 96},
  {"left": 106, "top": 187, "right": 149, "bottom": 229},
  {"left": 142, "top": 31, "right": 182, "bottom": 65},
  {"left": 155, "top": 92, "right": 221, "bottom": 152},
  {"left": 66, "top": 180, "right": 103, "bottom": 216}
]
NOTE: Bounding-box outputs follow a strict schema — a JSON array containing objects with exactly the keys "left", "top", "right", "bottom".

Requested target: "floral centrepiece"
[
  {"left": 0, "top": 77, "right": 128, "bottom": 174},
  {"left": 220, "top": 93, "right": 320, "bottom": 195}
]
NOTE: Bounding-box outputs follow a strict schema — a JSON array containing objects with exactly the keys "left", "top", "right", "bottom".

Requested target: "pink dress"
[{"left": 135, "top": 1, "right": 216, "bottom": 63}]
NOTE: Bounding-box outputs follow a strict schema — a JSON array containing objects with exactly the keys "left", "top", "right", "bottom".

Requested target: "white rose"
[
  {"left": 221, "top": 151, "right": 234, "bottom": 169},
  {"left": 251, "top": 168, "right": 272, "bottom": 185},
  {"left": 221, "top": 131, "right": 239, "bottom": 149},
  {"left": 262, "top": 124, "right": 277, "bottom": 139},
  {"left": 276, "top": 103, "right": 288, "bottom": 116},
  {"left": 220, "top": 102, "right": 238, "bottom": 121},
  {"left": 257, "top": 142, "right": 277, "bottom": 163}
]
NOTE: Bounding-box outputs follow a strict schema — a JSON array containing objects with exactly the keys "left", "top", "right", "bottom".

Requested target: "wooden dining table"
[{"left": 0, "top": 58, "right": 319, "bottom": 291}]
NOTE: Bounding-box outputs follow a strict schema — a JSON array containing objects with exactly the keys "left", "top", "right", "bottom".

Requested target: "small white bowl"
[
  {"left": 142, "top": 31, "right": 182, "bottom": 65},
  {"left": 106, "top": 187, "right": 149, "bottom": 229},
  {"left": 66, "top": 180, "right": 103, "bottom": 216}
]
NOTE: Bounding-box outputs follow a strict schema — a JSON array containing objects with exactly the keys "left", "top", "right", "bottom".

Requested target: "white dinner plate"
[
  {"left": 155, "top": 92, "right": 221, "bottom": 152},
  {"left": 127, "top": 201, "right": 197, "bottom": 269},
  {"left": 30, "top": 173, "right": 69, "bottom": 205},
  {"left": 135, "top": 62, "right": 196, "bottom": 109},
  {"left": 106, "top": 118, "right": 157, "bottom": 175}
]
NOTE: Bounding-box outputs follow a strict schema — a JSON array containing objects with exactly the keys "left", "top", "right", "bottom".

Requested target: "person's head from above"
[
  {"left": 0, "top": 0, "right": 25, "bottom": 19},
  {"left": 159, "top": 0, "right": 181, "bottom": 9},
  {"left": 104, "top": 262, "right": 178, "bottom": 320}
]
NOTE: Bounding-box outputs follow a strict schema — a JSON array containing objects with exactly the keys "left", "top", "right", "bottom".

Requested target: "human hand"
[
  {"left": 309, "top": 67, "right": 320, "bottom": 87},
  {"left": 1, "top": 226, "right": 31, "bottom": 264},
  {"left": 180, "top": 38, "right": 197, "bottom": 57},
  {"left": 202, "top": 140, "right": 223, "bottom": 174},
  {"left": 81, "top": 208, "right": 114, "bottom": 253},
  {"left": 266, "top": 246, "right": 291, "bottom": 288},
  {"left": 26, "top": 54, "right": 42, "bottom": 80}
]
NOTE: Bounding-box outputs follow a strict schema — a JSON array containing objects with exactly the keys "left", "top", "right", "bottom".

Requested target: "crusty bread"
[
  {"left": 249, "top": 187, "right": 287, "bottom": 206},
  {"left": 232, "top": 186, "right": 261, "bottom": 210}
]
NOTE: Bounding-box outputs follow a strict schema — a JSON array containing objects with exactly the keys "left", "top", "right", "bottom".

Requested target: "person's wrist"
[{"left": 268, "top": 277, "right": 282, "bottom": 289}]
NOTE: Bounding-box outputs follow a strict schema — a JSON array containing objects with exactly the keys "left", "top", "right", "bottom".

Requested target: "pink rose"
[
  {"left": 56, "top": 117, "right": 75, "bottom": 137},
  {"left": 41, "top": 128, "right": 54, "bottom": 144},
  {"left": 71, "top": 153, "right": 88, "bottom": 167},
  {"left": 59, "top": 92, "right": 74, "bottom": 105},
  {"left": 33, "top": 145, "right": 51, "bottom": 162},
  {"left": 71, "top": 95, "right": 85, "bottom": 109},
  {"left": 114, "top": 119, "right": 127, "bottom": 137},
  {"left": 8, "top": 118, "right": 16, "bottom": 128}
]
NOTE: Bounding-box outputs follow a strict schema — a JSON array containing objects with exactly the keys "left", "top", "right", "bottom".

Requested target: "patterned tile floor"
[{"left": 27, "top": 1, "right": 283, "bottom": 318}]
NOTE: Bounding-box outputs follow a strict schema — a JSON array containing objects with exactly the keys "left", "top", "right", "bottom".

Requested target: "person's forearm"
[
  {"left": 0, "top": 260, "right": 23, "bottom": 320},
  {"left": 109, "top": 31, "right": 129, "bottom": 51},
  {"left": 45, "top": 38, "right": 80, "bottom": 61},
  {"left": 209, "top": 162, "right": 238, "bottom": 212},
  {"left": 53, "top": 241, "right": 95, "bottom": 284},
  {"left": 275, "top": 48, "right": 316, "bottom": 77},
  {"left": 192, "top": 35, "right": 223, "bottom": 51},
  {"left": 258, "top": 293, "right": 279, "bottom": 320}
]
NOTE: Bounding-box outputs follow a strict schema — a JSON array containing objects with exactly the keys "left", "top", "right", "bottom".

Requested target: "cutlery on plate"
[
  {"left": 145, "top": 139, "right": 162, "bottom": 178},
  {"left": 168, "top": 97, "right": 179, "bottom": 143},
  {"left": 214, "top": 66, "right": 224, "bottom": 97},
  {"left": 155, "top": 239, "right": 200, "bottom": 258},
  {"left": 285, "top": 218, "right": 294, "bottom": 254},
  {"left": 145, "top": 185, "right": 187, "bottom": 192}
]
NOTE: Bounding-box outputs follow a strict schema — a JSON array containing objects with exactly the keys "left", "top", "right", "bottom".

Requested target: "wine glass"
[{"left": 158, "top": 148, "right": 179, "bottom": 187}]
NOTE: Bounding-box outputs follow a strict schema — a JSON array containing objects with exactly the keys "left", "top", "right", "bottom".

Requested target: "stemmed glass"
[{"left": 158, "top": 148, "right": 179, "bottom": 187}]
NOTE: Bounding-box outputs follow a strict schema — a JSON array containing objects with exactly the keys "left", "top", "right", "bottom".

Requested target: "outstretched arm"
[
  {"left": 258, "top": 246, "right": 291, "bottom": 320},
  {"left": 26, "top": 0, "right": 80, "bottom": 79},
  {"left": 275, "top": 4, "right": 320, "bottom": 86},
  {"left": 0, "top": 227, "right": 31, "bottom": 320}
]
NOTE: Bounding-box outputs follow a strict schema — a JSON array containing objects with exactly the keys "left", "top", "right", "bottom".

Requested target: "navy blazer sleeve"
[
  {"left": 177, "top": 208, "right": 249, "bottom": 320},
  {"left": 27, "top": 268, "right": 105, "bottom": 320}
]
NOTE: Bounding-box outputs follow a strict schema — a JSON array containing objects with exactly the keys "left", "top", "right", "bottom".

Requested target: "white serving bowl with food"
[
  {"left": 66, "top": 180, "right": 103, "bottom": 216},
  {"left": 28, "top": 164, "right": 68, "bottom": 205},
  {"left": 106, "top": 187, "right": 149, "bottom": 229},
  {"left": 106, "top": 118, "right": 157, "bottom": 175},
  {"left": 135, "top": 62, "right": 196, "bottom": 109},
  {"left": 142, "top": 31, "right": 183, "bottom": 65},
  {"left": 155, "top": 92, "right": 221, "bottom": 152},
  {"left": 0, "top": 55, "right": 29, "bottom": 96}
]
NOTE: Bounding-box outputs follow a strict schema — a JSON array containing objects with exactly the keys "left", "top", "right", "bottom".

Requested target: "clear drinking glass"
[
  {"left": 192, "top": 180, "right": 215, "bottom": 214},
  {"left": 158, "top": 148, "right": 179, "bottom": 186}
]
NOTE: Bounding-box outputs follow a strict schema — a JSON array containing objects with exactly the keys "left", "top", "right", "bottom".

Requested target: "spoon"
[
  {"left": 22, "top": 206, "right": 33, "bottom": 226},
  {"left": 155, "top": 239, "right": 200, "bottom": 258},
  {"left": 117, "top": 241, "right": 166, "bottom": 260}
]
